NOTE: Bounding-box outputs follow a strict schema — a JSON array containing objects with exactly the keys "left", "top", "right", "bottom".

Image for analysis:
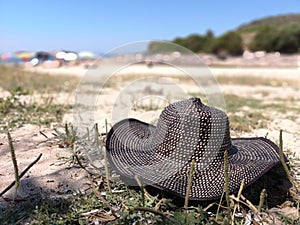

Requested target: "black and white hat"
[{"left": 106, "top": 98, "right": 281, "bottom": 200}]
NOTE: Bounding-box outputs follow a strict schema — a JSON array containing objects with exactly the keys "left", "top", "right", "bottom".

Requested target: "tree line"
[
  {"left": 148, "top": 23, "right": 300, "bottom": 55},
  {"left": 249, "top": 23, "right": 300, "bottom": 54}
]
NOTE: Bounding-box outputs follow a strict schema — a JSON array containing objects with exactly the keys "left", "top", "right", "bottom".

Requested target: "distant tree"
[
  {"left": 249, "top": 27, "right": 277, "bottom": 52},
  {"left": 249, "top": 23, "right": 300, "bottom": 53},
  {"left": 147, "top": 41, "right": 186, "bottom": 54},
  {"left": 173, "top": 33, "right": 214, "bottom": 53},
  {"left": 173, "top": 37, "right": 187, "bottom": 48},
  {"left": 212, "top": 31, "right": 243, "bottom": 56},
  {"left": 205, "top": 29, "right": 214, "bottom": 39},
  {"left": 185, "top": 34, "right": 206, "bottom": 52},
  {"left": 275, "top": 23, "right": 300, "bottom": 53}
]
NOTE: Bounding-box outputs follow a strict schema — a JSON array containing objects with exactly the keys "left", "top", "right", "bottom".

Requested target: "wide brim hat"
[{"left": 106, "top": 98, "right": 281, "bottom": 200}]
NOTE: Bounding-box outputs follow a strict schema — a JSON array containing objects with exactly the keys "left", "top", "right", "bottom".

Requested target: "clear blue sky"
[{"left": 1, "top": 0, "right": 299, "bottom": 53}]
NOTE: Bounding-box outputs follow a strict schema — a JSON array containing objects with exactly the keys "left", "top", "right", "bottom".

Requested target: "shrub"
[
  {"left": 249, "top": 23, "right": 300, "bottom": 53},
  {"left": 275, "top": 23, "right": 300, "bottom": 53},
  {"left": 173, "top": 33, "right": 214, "bottom": 53},
  {"left": 212, "top": 31, "right": 244, "bottom": 56},
  {"left": 147, "top": 41, "right": 185, "bottom": 54},
  {"left": 249, "top": 27, "right": 277, "bottom": 52}
]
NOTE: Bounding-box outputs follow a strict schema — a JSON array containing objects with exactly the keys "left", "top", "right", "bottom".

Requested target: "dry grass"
[{"left": 0, "top": 65, "right": 80, "bottom": 93}]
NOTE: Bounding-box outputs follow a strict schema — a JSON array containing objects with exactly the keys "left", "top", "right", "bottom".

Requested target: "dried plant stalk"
[
  {"left": 184, "top": 159, "right": 195, "bottom": 209},
  {"left": 279, "top": 130, "right": 297, "bottom": 193},
  {"left": 0, "top": 153, "right": 42, "bottom": 197},
  {"left": 7, "top": 130, "right": 19, "bottom": 193},
  {"left": 231, "top": 179, "right": 245, "bottom": 224},
  {"left": 134, "top": 175, "right": 145, "bottom": 207},
  {"left": 224, "top": 150, "right": 230, "bottom": 209},
  {"left": 258, "top": 189, "right": 266, "bottom": 212},
  {"left": 104, "top": 119, "right": 112, "bottom": 195}
]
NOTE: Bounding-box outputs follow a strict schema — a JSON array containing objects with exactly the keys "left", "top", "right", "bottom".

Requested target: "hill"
[
  {"left": 147, "top": 13, "right": 300, "bottom": 55},
  {"left": 238, "top": 13, "right": 300, "bottom": 32}
]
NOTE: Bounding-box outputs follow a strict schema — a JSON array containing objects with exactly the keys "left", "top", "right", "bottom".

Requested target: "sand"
[{"left": 26, "top": 64, "right": 300, "bottom": 80}]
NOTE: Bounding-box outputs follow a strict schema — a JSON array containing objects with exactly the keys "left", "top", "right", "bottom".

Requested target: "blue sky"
[{"left": 0, "top": 0, "right": 299, "bottom": 53}]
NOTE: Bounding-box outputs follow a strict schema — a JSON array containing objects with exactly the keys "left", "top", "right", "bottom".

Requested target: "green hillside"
[
  {"left": 238, "top": 13, "right": 300, "bottom": 32},
  {"left": 148, "top": 13, "right": 300, "bottom": 55}
]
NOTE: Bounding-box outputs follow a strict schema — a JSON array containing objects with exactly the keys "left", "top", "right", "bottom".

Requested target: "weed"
[
  {"left": 53, "top": 123, "right": 78, "bottom": 148},
  {"left": 0, "top": 86, "right": 72, "bottom": 132}
]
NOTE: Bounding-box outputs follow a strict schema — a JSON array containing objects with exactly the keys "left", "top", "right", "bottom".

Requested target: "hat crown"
[{"left": 152, "top": 97, "right": 232, "bottom": 161}]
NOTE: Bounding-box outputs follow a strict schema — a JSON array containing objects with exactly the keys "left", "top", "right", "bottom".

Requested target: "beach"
[
  {"left": 1, "top": 63, "right": 299, "bottom": 223},
  {"left": 22, "top": 63, "right": 300, "bottom": 160}
]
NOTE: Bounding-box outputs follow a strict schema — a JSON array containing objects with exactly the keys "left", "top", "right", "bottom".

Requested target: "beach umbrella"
[
  {"left": 14, "top": 51, "right": 35, "bottom": 62},
  {"left": 1, "top": 53, "right": 13, "bottom": 60},
  {"left": 78, "top": 51, "right": 98, "bottom": 60},
  {"left": 0, "top": 52, "right": 22, "bottom": 63}
]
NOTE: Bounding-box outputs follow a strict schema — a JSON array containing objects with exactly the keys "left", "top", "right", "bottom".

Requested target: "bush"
[
  {"left": 173, "top": 33, "right": 214, "bottom": 53},
  {"left": 249, "top": 23, "right": 300, "bottom": 53},
  {"left": 212, "top": 31, "right": 243, "bottom": 56},
  {"left": 275, "top": 23, "right": 300, "bottom": 53},
  {"left": 249, "top": 27, "right": 277, "bottom": 52},
  {"left": 147, "top": 41, "right": 185, "bottom": 54},
  {"left": 149, "top": 30, "right": 244, "bottom": 56}
]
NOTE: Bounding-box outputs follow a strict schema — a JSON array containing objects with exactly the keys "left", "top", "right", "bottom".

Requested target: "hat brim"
[{"left": 106, "top": 118, "right": 281, "bottom": 200}]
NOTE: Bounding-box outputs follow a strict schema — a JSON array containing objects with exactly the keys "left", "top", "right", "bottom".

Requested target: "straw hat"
[{"left": 106, "top": 98, "right": 281, "bottom": 200}]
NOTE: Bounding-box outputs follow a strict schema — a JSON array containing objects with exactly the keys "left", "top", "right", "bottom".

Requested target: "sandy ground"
[
  {"left": 26, "top": 64, "right": 300, "bottom": 80},
  {"left": 1, "top": 65, "right": 300, "bottom": 214},
  {"left": 0, "top": 125, "right": 90, "bottom": 208}
]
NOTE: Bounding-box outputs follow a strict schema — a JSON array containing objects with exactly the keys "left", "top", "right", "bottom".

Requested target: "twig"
[
  {"left": 0, "top": 153, "right": 42, "bottom": 197},
  {"left": 154, "top": 198, "right": 165, "bottom": 211},
  {"left": 231, "top": 179, "right": 244, "bottom": 225},
  {"left": 184, "top": 159, "right": 195, "bottom": 225},
  {"left": 39, "top": 131, "right": 48, "bottom": 139},
  {"left": 236, "top": 179, "right": 244, "bottom": 211},
  {"left": 86, "top": 127, "right": 90, "bottom": 142},
  {"left": 279, "top": 130, "right": 299, "bottom": 194},
  {"left": 65, "top": 123, "right": 69, "bottom": 140},
  {"left": 238, "top": 195, "right": 259, "bottom": 215},
  {"left": 104, "top": 119, "right": 112, "bottom": 195},
  {"left": 216, "top": 188, "right": 225, "bottom": 221},
  {"left": 234, "top": 194, "right": 263, "bottom": 223},
  {"left": 224, "top": 150, "right": 230, "bottom": 209},
  {"left": 258, "top": 189, "right": 266, "bottom": 212},
  {"left": 72, "top": 144, "right": 97, "bottom": 176},
  {"left": 134, "top": 175, "right": 146, "bottom": 207},
  {"left": 7, "top": 130, "right": 19, "bottom": 195},
  {"left": 184, "top": 159, "right": 195, "bottom": 209},
  {"left": 126, "top": 166, "right": 152, "bottom": 201},
  {"left": 223, "top": 150, "right": 232, "bottom": 223},
  {"left": 203, "top": 202, "right": 217, "bottom": 212}
]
